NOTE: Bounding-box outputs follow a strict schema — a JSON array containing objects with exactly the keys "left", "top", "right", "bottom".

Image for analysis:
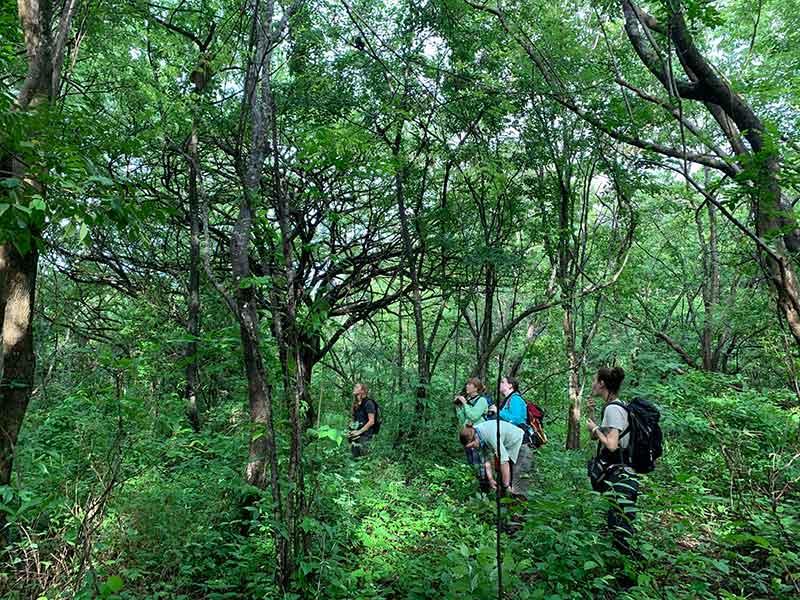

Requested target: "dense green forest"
[{"left": 1, "top": 0, "right": 800, "bottom": 598}]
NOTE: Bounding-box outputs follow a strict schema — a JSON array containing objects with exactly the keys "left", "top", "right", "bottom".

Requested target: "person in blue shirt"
[
  {"left": 488, "top": 375, "right": 527, "bottom": 426},
  {"left": 486, "top": 375, "right": 533, "bottom": 497}
]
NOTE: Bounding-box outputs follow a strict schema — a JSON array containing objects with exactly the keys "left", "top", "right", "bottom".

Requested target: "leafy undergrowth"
[
  {"left": 3, "top": 373, "right": 799, "bottom": 599},
  {"left": 305, "top": 374, "right": 800, "bottom": 599}
]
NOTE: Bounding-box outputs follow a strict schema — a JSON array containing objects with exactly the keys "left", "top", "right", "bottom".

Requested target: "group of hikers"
[{"left": 346, "top": 365, "right": 659, "bottom": 555}]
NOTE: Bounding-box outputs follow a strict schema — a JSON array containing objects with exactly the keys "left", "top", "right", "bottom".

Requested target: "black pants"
[
  {"left": 602, "top": 467, "right": 639, "bottom": 555},
  {"left": 350, "top": 433, "right": 373, "bottom": 458}
]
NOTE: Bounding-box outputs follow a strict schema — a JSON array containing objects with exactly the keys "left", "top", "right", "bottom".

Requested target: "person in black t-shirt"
[{"left": 348, "top": 382, "right": 377, "bottom": 457}]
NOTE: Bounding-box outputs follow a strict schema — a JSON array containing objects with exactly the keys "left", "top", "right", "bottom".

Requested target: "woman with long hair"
[{"left": 348, "top": 382, "right": 377, "bottom": 458}]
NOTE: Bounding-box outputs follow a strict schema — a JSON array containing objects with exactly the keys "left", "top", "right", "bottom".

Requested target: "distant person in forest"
[
  {"left": 348, "top": 383, "right": 377, "bottom": 458},
  {"left": 459, "top": 419, "right": 532, "bottom": 498},
  {"left": 490, "top": 374, "right": 541, "bottom": 444},
  {"left": 454, "top": 377, "right": 491, "bottom": 427},
  {"left": 486, "top": 375, "right": 534, "bottom": 496},
  {"left": 454, "top": 377, "right": 492, "bottom": 492},
  {"left": 488, "top": 375, "right": 527, "bottom": 428},
  {"left": 586, "top": 366, "right": 639, "bottom": 555}
]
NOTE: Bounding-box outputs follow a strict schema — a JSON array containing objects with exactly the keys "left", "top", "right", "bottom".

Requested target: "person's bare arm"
[
  {"left": 484, "top": 460, "right": 496, "bottom": 488},
  {"left": 587, "top": 418, "right": 620, "bottom": 451},
  {"left": 350, "top": 414, "right": 375, "bottom": 437},
  {"left": 499, "top": 462, "right": 511, "bottom": 488}
]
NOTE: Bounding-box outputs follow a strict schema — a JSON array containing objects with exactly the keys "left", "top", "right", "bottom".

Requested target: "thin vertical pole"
[{"left": 496, "top": 396, "right": 503, "bottom": 600}]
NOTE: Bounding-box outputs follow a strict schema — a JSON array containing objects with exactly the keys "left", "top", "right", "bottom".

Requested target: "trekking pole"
[
  {"left": 453, "top": 294, "right": 460, "bottom": 394},
  {"left": 452, "top": 305, "right": 460, "bottom": 429},
  {"left": 495, "top": 403, "right": 503, "bottom": 600}
]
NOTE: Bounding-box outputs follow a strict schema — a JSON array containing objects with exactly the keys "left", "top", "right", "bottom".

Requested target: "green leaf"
[
  {"left": 713, "top": 559, "right": 730, "bottom": 575},
  {"left": 106, "top": 575, "right": 124, "bottom": 593},
  {"left": 239, "top": 275, "right": 271, "bottom": 289},
  {"left": 89, "top": 175, "right": 115, "bottom": 187},
  {"left": 78, "top": 222, "right": 89, "bottom": 243}
]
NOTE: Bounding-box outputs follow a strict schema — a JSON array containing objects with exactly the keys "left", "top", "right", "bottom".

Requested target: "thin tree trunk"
[
  {"left": 394, "top": 276, "right": 404, "bottom": 397},
  {"left": 230, "top": 0, "right": 301, "bottom": 586},
  {"left": 477, "top": 266, "right": 496, "bottom": 383},
  {"left": 185, "top": 123, "right": 202, "bottom": 432},
  {"left": 394, "top": 133, "right": 429, "bottom": 413},
  {"left": 563, "top": 305, "right": 581, "bottom": 449},
  {"left": 697, "top": 194, "right": 720, "bottom": 372},
  {"left": 171, "top": 20, "right": 216, "bottom": 433}
]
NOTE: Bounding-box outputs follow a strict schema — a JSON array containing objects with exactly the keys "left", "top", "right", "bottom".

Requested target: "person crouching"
[{"left": 459, "top": 420, "right": 532, "bottom": 499}]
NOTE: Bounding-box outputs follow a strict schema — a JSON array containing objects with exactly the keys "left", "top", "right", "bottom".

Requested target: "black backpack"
[
  {"left": 371, "top": 399, "right": 382, "bottom": 435},
  {"left": 613, "top": 398, "right": 663, "bottom": 473}
]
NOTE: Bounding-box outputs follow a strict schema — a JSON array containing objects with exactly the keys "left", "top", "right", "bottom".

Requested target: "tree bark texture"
[
  {"left": 0, "top": 246, "right": 37, "bottom": 489},
  {"left": 230, "top": 0, "right": 305, "bottom": 587},
  {"left": 563, "top": 305, "right": 581, "bottom": 449},
  {"left": 1, "top": 0, "right": 77, "bottom": 543},
  {"left": 185, "top": 124, "right": 202, "bottom": 432}
]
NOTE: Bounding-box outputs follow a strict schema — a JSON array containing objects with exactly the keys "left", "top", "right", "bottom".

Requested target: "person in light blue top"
[
  {"left": 485, "top": 375, "right": 534, "bottom": 497},
  {"left": 488, "top": 375, "right": 527, "bottom": 426}
]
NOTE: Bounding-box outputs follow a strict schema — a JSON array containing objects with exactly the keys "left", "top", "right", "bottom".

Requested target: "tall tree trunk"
[
  {"left": 232, "top": 197, "right": 278, "bottom": 493},
  {"left": 0, "top": 246, "right": 37, "bottom": 536},
  {"left": 1, "top": 0, "right": 77, "bottom": 543},
  {"left": 175, "top": 22, "right": 216, "bottom": 432},
  {"left": 285, "top": 333, "right": 315, "bottom": 568},
  {"left": 230, "top": 0, "right": 303, "bottom": 587},
  {"left": 394, "top": 135, "right": 428, "bottom": 413},
  {"left": 697, "top": 195, "right": 720, "bottom": 371},
  {"left": 231, "top": 190, "right": 286, "bottom": 578},
  {"left": 185, "top": 124, "right": 202, "bottom": 431}
]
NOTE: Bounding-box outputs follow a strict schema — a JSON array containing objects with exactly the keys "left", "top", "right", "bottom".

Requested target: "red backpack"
[{"left": 526, "top": 401, "right": 547, "bottom": 447}]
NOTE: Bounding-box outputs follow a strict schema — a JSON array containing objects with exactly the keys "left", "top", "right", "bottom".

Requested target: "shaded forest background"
[{"left": 1, "top": 0, "right": 799, "bottom": 598}]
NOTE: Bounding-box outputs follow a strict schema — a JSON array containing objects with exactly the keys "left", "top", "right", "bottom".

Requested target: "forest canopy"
[{"left": 1, "top": 0, "right": 799, "bottom": 598}]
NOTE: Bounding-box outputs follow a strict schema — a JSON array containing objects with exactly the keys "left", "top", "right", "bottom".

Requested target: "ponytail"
[{"left": 596, "top": 366, "right": 625, "bottom": 394}]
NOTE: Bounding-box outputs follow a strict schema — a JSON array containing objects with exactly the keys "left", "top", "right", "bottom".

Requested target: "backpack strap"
[
  {"left": 605, "top": 400, "right": 631, "bottom": 439},
  {"left": 599, "top": 400, "right": 630, "bottom": 464},
  {"left": 467, "top": 394, "right": 491, "bottom": 419}
]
